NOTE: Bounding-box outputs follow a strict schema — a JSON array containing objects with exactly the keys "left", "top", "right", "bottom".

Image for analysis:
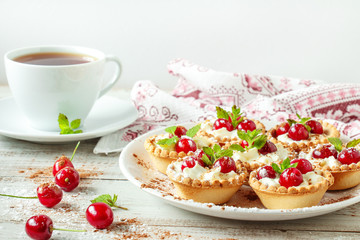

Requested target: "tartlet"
[
  {"left": 144, "top": 125, "right": 215, "bottom": 174},
  {"left": 248, "top": 159, "right": 334, "bottom": 209},
  {"left": 299, "top": 138, "right": 360, "bottom": 190},
  {"left": 268, "top": 118, "right": 340, "bottom": 151},
  {"left": 166, "top": 146, "right": 248, "bottom": 204}
]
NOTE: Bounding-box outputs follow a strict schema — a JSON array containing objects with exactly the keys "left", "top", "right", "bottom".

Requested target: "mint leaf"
[
  {"left": 58, "top": 113, "right": 83, "bottom": 135},
  {"left": 346, "top": 139, "right": 360, "bottom": 148},
  {"left": 237, "top": 129, "right": 266, "bottom": 150},
  {"left": 165, "top": 126, "right": 177, "bottom": 135},
  {"left": 271, "top": 163, "right": 281, "bottom": 174},
  {"left": 252, "top": 134, "right": 267, "bottom": 149},
  {"left": 216, "top": 149, "right": 233, "bottom": 158},
  {"left": 328, "top": 137, "right": 343, "bottom": 152},
  {"left": 157, "top": 137, "right": 179, "bottom": 147},
  {"left": 90, "top": 194, "right": 128, "bottom": 210},
  {"left": 213, "top": 144, "right": 221, "bottom": 154},
  {"left": 216, "top": 106, "right": 229, "bottom": 119},
  {"left": 201, "top": 154, "right": 213, "bottom": 166},
  {"left": 201, "top": 145, "right": 233, "bottom": 166},
  {"left": 287, "top": 119, "right": 297, "bottom": 126},
  {"left": 271, "top": 158, "right": 297, "bottom": 174},
  {"left": 228, "top": 144, "right": 245, "bottom": 152},
  {"left": 186, "top": 124, "right": 201, "bottom": 138}
]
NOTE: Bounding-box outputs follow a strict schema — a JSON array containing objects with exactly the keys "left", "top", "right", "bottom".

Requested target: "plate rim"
[{"left": 119, "top": 123, "right": 360, "bottom": 221}]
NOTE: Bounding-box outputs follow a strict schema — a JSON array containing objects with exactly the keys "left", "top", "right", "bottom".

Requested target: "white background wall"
[{"left": 0, "top": 0, "right": 359, "bottom": 90}]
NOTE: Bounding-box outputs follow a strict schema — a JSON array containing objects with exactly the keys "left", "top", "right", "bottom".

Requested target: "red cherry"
[
  {"left": 53, "top": 156, "right": 74, "bottom": 176},
  {"left": 181, "top": 156, "right": 205, "bottom": 171},
  {"left": 169, "top": 126, "right": 188, "bottom": 138},
  {"left": 279, "top": 168, "right": 303, "bottom": 188},
  {"left": 288, "top": 123, "right": 309, "bottom": 141},
  {"left": 312, "top": 145, "right": 338, "bottom": 159},
  {"left": 54, "top": 167, "right": 80, "bottom": 192},
  {"left": 306, "top": 120, "right": 323, "bottom": 134},
  {"left": 213, "top": 156, "right": 236, "bottom": 173},
  {"left": 237, "top": 119, "right": 256, "bottom": 132},
  {"left": 175, "top": 137, "right": 197, "bottom": 153},
  {"left": 258, "top": 140, "right": 277, "bottom": 155},
  {"left": 37, "top": 182, "right": 63, "bottom": 208},
  {"left": 240, "top": 140, "right": 249, "bottom": 148},
  {"left": 86, "top": 202, "right": 114, "bottom": 229},
  {"left": 338, "top": 148, "right": 360, "bottom": 165},
  {"left": 257, "top": 166, "right": 276, "bottom": 180},
  {"left": 193, "top": 149, "right": 210, "bottom": 162},
  {"left": 290, "top": 158, "right": 313, "bottom": 174},
  {"left": 25, "top": 215, "right": 53, "bottom": 240},
  {"left": 213, "top": 118, "right": 233, "bottom": 131},
  {"left": 276, "top": 122, "right": 290, "bottom": 136}
]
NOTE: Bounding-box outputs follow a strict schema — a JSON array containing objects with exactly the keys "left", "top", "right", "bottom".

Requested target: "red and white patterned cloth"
[{"left": 94, "top": 59, "right": 360, "bottom": 154}]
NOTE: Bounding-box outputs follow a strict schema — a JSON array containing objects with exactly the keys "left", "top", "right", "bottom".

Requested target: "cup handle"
[{"left": 98, "top": 55, "right": 122, "bottom": 98}]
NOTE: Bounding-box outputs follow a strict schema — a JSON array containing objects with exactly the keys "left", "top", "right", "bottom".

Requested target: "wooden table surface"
[{"left": 0, "top": 85, "right": 360, "bottom": 240}]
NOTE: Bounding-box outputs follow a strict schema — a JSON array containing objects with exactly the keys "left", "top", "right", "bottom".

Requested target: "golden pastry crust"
[
  {"left": 144, "top": 135, "right": 193, "bottom": 174},
  {"left": 314, "top": 161, "right": 360, "bottom": 190},
  {"left": 267, "top": 120, "right": 340, "bottom": 151},
  {"left": 249, "top": 169, "right": 334, "bottom": 209},
  {"left": 198, "top": 118, "right": 266, "bottom": 145},
  {"left": 166, "top": 161, "right": 248, "bottom": 204}
]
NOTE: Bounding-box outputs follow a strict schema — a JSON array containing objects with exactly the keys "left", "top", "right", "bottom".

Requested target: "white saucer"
[{"left": 0, "top": 96, "right": 138, "bottom": 143}]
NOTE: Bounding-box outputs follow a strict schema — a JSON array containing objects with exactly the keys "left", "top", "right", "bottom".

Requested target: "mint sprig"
[
  {"left": 58, "top": 113, "right": 83, "bottom": 135},
  {"left": 157, "top": 124, "right": 201, "bottom": 147},
  {"left": 328, "top": 137, "right": 343, "bottom": 152},
  {"left": 91, "top": 194, "right": 128, "bottom": 210},
  {"left": 328, "top": 137, "right": 360, "bottom": 152},
  {"left": 271, "top": 158, "right": 298, "bottom": 174},
  {"left": 286, "top": 113, "right": 311, "bottom": 132},
  {"left": 233, "top": 129, "right": 267, "bottom": 150},
  {"left": 202, "top": 144, "right": 233, "bottom": 166},
  {"left": 216, "top": 105, "right": 244, "bottom": 130}
]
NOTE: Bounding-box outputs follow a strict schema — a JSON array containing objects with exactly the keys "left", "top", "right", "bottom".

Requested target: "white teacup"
[{"left": 4, "top": 45, "right": 122, "bottom": 131}]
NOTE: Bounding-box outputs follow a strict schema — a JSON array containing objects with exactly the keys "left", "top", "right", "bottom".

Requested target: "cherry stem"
[
  {"left": 51, "top": 227, "right": 86, "bottom": 233},
  {"left": 70, "top": 141, "right": 80, "bottom": 161},
  {"left": 0, "top": 193, "right": 37, "bottom": 199},
  {"left": 114, "top": 204, "right": 128, "bottom": 210}
]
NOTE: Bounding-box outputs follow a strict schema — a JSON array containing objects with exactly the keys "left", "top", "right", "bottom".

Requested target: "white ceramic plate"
[
  {"left": 119, "top": 124, "right": 360, "bottom": 221},
  {"left": 0, "top": 96, "right": 138, "bottom": 143}
]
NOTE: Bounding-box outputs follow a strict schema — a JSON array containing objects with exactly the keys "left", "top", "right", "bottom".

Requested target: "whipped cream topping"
[
  {"left": 155, "top": 134, "right": 213, "bottom": 151},
  {"left": 169, "top": 161, "right": 238, "bottom": 182},
  {"left": 298, "top": 146, "right": 341, "bottom": 168},
  {"left": 277, "top": 133, "right": 326, "bottom": 144},
  {"left": 259, "top": 171, "right": 325, "bottom": 188},
  {"left": 200, "top": 119, "right": 238, "bottom": 139},
  {"left": 232, "top": 143, "right": 289, "bottom": 164}
]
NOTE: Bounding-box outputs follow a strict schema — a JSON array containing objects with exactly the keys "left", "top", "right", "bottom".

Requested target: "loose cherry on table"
[
  {"left": 213, "top": 118, "right": 233, "bottom": 131},
  {"left": 175, "top": 137, "right": 197, "bottom": 154},
  {"left": 237, "top": 119, "right": 256, "bottom": 132},
  {"left": 0, "top": 182, "right": 63, "bottom": 208},
  {"left": 279, "top": 167, "right": 303, "bottom": 188},
  {"left": 276, "top": 122, "right": 290, "bottom": 136},
  {"left": 25, "top": 215, "right": 85, "bottom": 240},
  {"left": 86, "top": 202, "right": 114, "bottom": 229},
  {"left": 312, "top": 145, "right": 338, "bottom": 159},
  {"left": 258, "top": 140, "right": 277, "bottom": 155},
  {"left": 213, "top": 156, "right": 237, "bottom": 173},
  {"left": 53, "top": 141, "right": 80, "bottom": 176},
  {"left": 181, "top": 156, "right": 205, "bottom": 171},
  {"left": 54, "top": 167, "right": 80, "bottom": 192},
  {"left": 306, "top": 120, "right": 323, "bottom": 134},
  {"left": 338, "top": 148, "right": 360, "bottom": 165},
  {"left": 290, "top": 158, "right": 313, "bottom": 174},
  {"left": 288, "top": 123, "right": 309, "bottom": 141},
  {"left": 257, "top": 166, "right": 276, "bottom": 180}
]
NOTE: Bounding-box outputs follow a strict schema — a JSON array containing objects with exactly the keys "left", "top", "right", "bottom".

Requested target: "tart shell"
[
  {"left": 166, "top": 161, "right": 248, "bottom": 204},
  {"left": 248, "top": 170, "right": 334, "bottom": 209},
  {"left": 144, "top": 135, "right": 191, "bottom": 174}
]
